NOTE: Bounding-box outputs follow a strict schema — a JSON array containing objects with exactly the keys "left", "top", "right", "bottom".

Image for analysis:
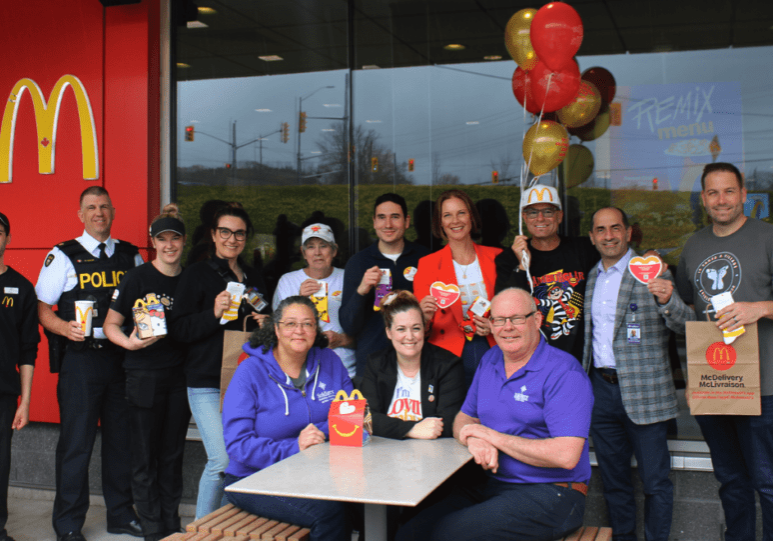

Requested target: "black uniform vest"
[{"left": 57, "top": 239, "right": 139, "bottom": 329}]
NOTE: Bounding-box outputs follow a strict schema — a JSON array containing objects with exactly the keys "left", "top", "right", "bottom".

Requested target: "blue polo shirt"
[{"left": 462, "top": 338, "right": 593, "bottom": 484}]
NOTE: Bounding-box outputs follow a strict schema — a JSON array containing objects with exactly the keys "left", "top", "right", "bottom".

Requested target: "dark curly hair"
[{"left": 249, "top": 295, "right": 329, "bottom": 352}]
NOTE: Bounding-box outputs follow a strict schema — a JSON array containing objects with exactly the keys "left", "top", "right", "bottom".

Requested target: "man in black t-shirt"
[
  {"left": 495, "top": 185, "right": 599, "bottom": 361},
  {"left": 0, "top": 212, "right": 39, "bottom": 541}
]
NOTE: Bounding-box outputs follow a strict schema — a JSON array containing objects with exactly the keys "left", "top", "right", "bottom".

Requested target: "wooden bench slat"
[
  {"left": 274, "top": 525, "right": 301, "bottom": 541},
  {"left": 212, "top": 510, "right": 252, "bottom": 534},
  {"left": 200, "top": 507, "right": 242, "bottom": 533},
  {"left": 579, "top": 526, "right": 599, "bottom": 540},
  {"left": 559, "top": 526, "right": 614, "bottom": 541},
  {"left": 187, "top": 504, "right": 236, "bottom": 532},
  {"left": 248, "top": 520, "right": 280, "bottom": 539},
  {"left": 595, "top": 527, "right": 613, "bottom": 541},
  {"left": 262, "top": 522, "right": 293, "bottom": 539},
  {"left": 286, "top": 528, "right": 311, "bottom": 541},
  {"left": 236, "top": 517, "right": 269, "bottom": 536},
  {"left": 200, "top": 533, "right": 225, "bottom": 541},
  {"left": 226, "top": 515, "right": 263, "bottom": 536}
]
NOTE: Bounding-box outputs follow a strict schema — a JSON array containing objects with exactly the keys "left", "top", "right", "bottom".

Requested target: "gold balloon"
[
  {"left": 569, "top": 104, "right": 611, "bottom": 142},
  {"left": 558, "top": 80, "right": 602, "bottom": 128},
  {"left": 565, "top": 144, "right": 594, "bottom": 188},
  {"left": 505, "top": 9, "right": 539, "bottom": 71},
  {"left": 522, "top": 121, "right": 569, "bottom": 176}
]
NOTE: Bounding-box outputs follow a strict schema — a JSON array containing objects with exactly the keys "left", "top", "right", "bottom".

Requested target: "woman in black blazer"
[{"left": 360, "top": 291, "right": 466, "bottom": 439}]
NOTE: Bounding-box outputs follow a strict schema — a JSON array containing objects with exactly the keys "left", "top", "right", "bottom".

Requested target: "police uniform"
[{"left": 36, "top": 232, "right": 143, "bottom": 537}]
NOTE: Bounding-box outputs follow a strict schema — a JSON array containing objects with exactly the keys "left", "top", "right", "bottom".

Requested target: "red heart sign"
[
  {"left": 430, "top": 281, "right": 461, "bottom": 308},
  {"left": 628, "top": 256, "right": 663, "bottom": 284}
]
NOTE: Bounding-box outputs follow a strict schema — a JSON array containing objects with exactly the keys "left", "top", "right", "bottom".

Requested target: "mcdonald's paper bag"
[
  {"left": 686, "top": 321, "right": 761, "bottom": 416},
  {"left": 329, "top": 390, "right": 367, "bottom": 447},
  {"left": 219, "top": 320, "right": 251, "bottom": 411}
]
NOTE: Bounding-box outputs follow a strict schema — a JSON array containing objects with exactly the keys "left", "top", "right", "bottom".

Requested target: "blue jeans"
[
  {"left": 461, "top": 335, "right": 490, "bottom": 389},
  {"left": 396, "top": 479, "right": 585, "bottom": 541},
  {"left": 187, "top": 387, "right": 229, "bottom": 520},
  {"left": 590, "top": 369, "right": 673, "bottom": 541},
  {"left": 696, "top": 395, "right": 773, "bottom": 541},
  {"left": 224, "top": 474, "right": 350, "bottom": 541}
]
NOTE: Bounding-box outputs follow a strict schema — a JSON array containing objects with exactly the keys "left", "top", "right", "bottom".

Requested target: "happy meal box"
[{"left": 329, "top": 390, "right": 370, "bottom": 447}]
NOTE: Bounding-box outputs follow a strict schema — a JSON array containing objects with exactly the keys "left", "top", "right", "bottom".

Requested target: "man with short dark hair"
[
  {"left": 583, "top": 207, "right": 694, "bottom": 541},
  {"left": 676, "top": 162, "right": 773, "bottom": 541},
  {"left": 36, "top": 187, "right": 144, "bottom": 541},
  {"left": 396, "top": 288, "right": 593, "bottom": 541},
  {"left": 495, "top": 185, "right": 599, "bottom": 361},
  {"left": 0, "top": 212, "right": 39, "bottom": 541},
  {"left": 341, "top": 193, "right": 429, "bottom": 376}
]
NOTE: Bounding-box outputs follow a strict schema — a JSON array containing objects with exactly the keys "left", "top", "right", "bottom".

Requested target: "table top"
[{"left": 226, "top": 436, "right": 473, "bottom": 506}]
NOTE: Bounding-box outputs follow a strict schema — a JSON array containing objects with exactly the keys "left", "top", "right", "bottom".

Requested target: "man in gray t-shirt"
[{"left": 675, "top": 162, "right": 773, "bottom": 541}]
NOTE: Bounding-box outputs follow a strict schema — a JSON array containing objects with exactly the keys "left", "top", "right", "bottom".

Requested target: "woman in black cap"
[{"left": 104, "top": 204, "right": 190, "bottom": 541}]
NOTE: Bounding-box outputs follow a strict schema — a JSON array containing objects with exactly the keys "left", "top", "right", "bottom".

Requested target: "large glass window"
[{"left": 175, "top": 0, "right": 773, "bottom": 450}]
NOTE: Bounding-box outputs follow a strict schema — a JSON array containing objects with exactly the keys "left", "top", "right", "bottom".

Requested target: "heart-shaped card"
[
  {"left": 430, "top": 281, "right": 461, "bottom": 308},
  {"left": 628, "top": 255, "right": 663, "bottom": 284}
]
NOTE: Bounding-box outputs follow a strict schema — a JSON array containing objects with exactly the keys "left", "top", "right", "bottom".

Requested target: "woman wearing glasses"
[
  {"left": 360, "top": 290, "right": 465, "bottom": 440},
  {"left": 171, "top": 203, "right": 270, "bottom": 519},
  {"left": 223, "top": 296, "right": 354, "bottom": 541},
  {"left": 414, "top": 190, "right": 502, "bottom": 387}
]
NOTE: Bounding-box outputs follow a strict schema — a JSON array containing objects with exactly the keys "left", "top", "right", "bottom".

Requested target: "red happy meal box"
[{"left": 329, "top": 390, "right": 370, "bottom": 447}]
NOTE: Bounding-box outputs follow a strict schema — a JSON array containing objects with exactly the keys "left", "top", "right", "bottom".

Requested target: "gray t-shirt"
[{"left": 676, "top": 218, "right": 773, "bottom": 395}]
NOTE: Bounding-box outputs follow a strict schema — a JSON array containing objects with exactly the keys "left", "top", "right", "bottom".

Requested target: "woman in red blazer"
[{"left": 414, "top": 190, "right": 502, "bottom": 387}]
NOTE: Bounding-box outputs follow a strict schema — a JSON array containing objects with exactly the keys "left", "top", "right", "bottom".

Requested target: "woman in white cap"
[{"left": 272, "top": 223, "right": 355, "bottom": 377}]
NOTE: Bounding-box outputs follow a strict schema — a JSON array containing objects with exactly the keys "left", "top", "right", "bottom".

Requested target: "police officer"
[
  {"left": 36, "top": 187, "right": 144, "bottom": 541},
  {"left": 0, "top": 212, "right": 40, "bottom": 541}
]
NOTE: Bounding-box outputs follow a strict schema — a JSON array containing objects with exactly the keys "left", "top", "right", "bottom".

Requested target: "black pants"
[
  {"left": 53, "top": 347, "right": 136, "bottom": 536},
  {"left": 126, "top": 366, "right": 190, "bottom": 536},
  {"left": 0, "top": 394, "right": 16, "bottom": 537}
]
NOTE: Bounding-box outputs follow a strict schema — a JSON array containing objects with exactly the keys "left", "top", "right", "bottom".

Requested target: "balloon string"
[
  {"left": 524, "top": 72, "right": 553, "bottom": 192},
  {"left": 522, "top": 250, "right": 534, "bottom": 294}
]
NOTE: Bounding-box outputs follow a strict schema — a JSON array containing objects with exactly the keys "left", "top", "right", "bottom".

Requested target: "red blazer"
[{"left": 414, "top": 243, "right": 502, "bottom": 356}]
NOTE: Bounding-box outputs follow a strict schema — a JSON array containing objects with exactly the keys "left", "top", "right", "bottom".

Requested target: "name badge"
[
  {"left": 4, "top": 287, "right": 18, "bottom": 294},
  {"left": 627, "top": 323, "right": 641, "bottom": 344}
]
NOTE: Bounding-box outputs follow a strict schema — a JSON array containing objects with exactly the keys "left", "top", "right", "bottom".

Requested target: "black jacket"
[{"left": 360, "top": 343, "right": 465, "bottom": 439}]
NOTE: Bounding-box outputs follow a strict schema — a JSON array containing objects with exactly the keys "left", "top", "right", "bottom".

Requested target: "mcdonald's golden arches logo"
[
  {"left": 2, "top": 296, "right": 13, "bottom": 308},
  {"left": 521, "top": 184, "right": 561, "bottom": 210},
  {"left": 0, "top": 75, "right": 98, "bottom": 184},
  {"left": 706, "top": 341, "right": 736, "bottom": 371}
]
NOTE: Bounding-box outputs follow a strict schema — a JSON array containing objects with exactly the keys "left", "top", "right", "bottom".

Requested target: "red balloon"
[
  {"left": 582, "top": 67, "right": 616, "bottom": 105},
  {"left": 530, "top": 2, "right": 583, "bottom": 71},
  {"left": 512, "top": 61, "right": 580, "bottom": 114}
]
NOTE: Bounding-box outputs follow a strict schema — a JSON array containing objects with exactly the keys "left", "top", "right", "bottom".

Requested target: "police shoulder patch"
[{"left": 45, "top": 254, "right": 55, "bottom": 267}]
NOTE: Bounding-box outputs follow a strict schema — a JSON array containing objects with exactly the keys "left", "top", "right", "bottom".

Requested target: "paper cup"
[{"left": 75, "top": 300, "right": 95, "bottom": 337}]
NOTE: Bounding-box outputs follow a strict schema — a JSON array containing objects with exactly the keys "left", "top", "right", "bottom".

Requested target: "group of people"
[{"left": 0, "top": 160, "right": 769, "bottom": 541}]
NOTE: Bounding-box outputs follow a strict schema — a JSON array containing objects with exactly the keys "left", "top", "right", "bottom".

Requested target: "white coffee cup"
[{"left": 75, "top": 300, "right": 95, "bottom": 337}]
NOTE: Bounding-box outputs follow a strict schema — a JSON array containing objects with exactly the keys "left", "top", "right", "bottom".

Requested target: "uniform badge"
[{"left": 45, "top": 254, "right": 55, "bottom": 267}]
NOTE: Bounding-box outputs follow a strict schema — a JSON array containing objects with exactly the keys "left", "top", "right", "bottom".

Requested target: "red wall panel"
[{"left": 0, "top": 0, "right": 159, "bottom": 422}]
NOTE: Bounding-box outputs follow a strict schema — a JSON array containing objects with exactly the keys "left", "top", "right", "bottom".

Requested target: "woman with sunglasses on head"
[
  {"left": 223, "top": 296, "right": 354, "bottom": 541},
  {"left": 170, "top": 203, "right": 270, "bottom": 520},
  {"left": 103, "top": 204, "right": 190, "bottom": 541},
  {"left": 414, "top": 190, "right": 502, "bottom": 388}
]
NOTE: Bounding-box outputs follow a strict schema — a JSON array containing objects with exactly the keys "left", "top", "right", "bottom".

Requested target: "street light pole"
[{"left": 297, "top": 85, "right": 334, "bottom": 184}]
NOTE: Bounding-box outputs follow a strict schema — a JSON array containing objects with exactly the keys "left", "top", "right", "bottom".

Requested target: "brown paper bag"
[
  {"left": 220, "top": 319, "right": 251, "bottom": 410},
  {"left": 686, "top": 321, "right": 761, "bottom": 416}
]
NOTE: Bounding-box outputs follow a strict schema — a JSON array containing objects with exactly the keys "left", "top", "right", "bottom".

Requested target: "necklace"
[{"left": 457, "top": 256, "right": 476, "bottom": 280}]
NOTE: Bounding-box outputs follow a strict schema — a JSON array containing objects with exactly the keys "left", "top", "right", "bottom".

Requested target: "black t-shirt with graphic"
[
  {"left": 495, "top": 236, "right": 599, "bottom": 362},
  {"left": 110, "top": 262, "right": 184, "bottom": 370}
]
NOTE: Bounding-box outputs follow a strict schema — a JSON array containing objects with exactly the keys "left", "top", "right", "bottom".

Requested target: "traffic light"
[
  {"left": 225, "top": 163, "right": 232, "bottom": 169},
  {"left": 371, "top": 157, "right": 379, "bottom": 172},
  {"left": 492, "top": 171, "right": 499, "bottom": 184},
  {"left": 299, "top": 112, "right": 307, "bottom": 133},
  {"left": 185, "top": 125, "right": 194, "bottom": 142},
  {"left": 281, "top": 122, "right": 289, "bottom": 143},
  {"left": 408, "top": 159, "right": 415, "bottom": 172},
  {"left": 653, "top": 177, "right": 658, "bottom": 191}
]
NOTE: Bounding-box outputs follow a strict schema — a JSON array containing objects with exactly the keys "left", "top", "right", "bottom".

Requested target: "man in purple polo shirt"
[{"left": 396, "top": 288, "right": 593, "bottom": 541}]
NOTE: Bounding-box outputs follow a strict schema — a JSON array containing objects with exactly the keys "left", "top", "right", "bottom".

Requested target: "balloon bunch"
[{"left": 506, "top": 2, "right": 616, "bottom": 184}]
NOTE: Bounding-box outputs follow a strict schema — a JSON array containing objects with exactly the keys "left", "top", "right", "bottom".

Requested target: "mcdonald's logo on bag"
[
  {"left": 2, "top": 296, "right": 13, "bottom": 308},
  {"left": 0, "top": 75, "right": 98, "bottom": 184}
]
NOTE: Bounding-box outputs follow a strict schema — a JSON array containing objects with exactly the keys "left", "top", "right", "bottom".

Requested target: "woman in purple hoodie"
[{"left": 222, "top": 295, "right": 354, "bottom": 541}]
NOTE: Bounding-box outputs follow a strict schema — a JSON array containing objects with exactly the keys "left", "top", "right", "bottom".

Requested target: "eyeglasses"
[
  {"left": 217, "top": 227, "right": 247, "bottom": 241},
  {"left": 490, "top": 312, "right": 536, "bottom": 327},
  {"left": 523, "top": 208, "right": 557, "bottom": 219},
  {"left": 278, "top": 320, "right": 316, "bottom": 332}
]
